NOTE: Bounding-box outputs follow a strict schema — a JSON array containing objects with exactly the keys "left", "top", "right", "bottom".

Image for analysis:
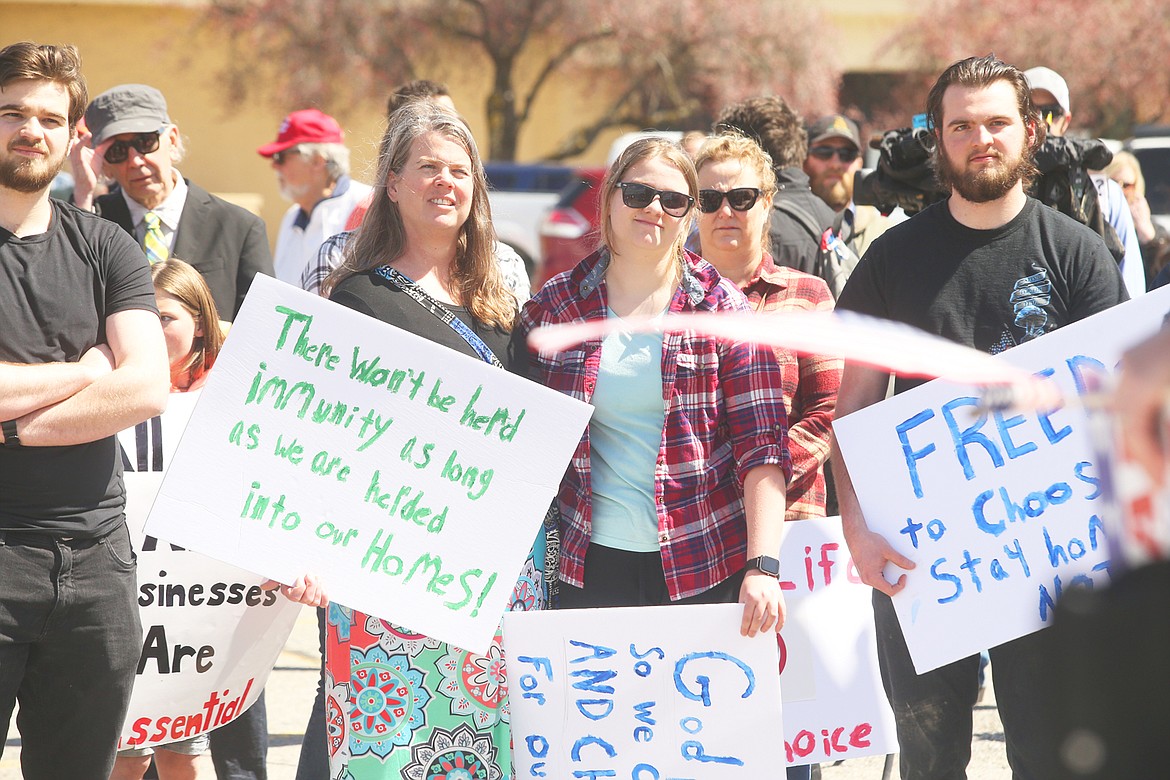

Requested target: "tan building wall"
[{"left": 4, "top": 0, "right": 918, "bottom": 246}]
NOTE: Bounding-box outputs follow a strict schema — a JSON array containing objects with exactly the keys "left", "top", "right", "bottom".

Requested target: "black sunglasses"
[
  {"left": 808, "top": 145, "right": 860, "bottom": 163},
  {"left": 1035, "top": 103, "right": 1066, "bottom": 121},
  {"left": 271, "top": 147, "right": 303, "bottom": 165},
  {"left": 103, "top": 130, "right": 163, "bottom": 164},
  {"left": 617, "top": 181, "right": 694, "bottom": 217},
  {"left": 697, "top": 187, "right": 763, "bottom": 214}
]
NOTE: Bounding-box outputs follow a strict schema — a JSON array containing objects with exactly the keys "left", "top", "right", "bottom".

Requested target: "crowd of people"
[{"left": 1, "top": 37, "right": 1167, "bottom": 780}]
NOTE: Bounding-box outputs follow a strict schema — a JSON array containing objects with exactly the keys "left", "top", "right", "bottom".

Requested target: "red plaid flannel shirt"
[
  {"left": 740, "top": 255, "right": 842, "bottom": 520},
  {"left": 521, "top": 249, "right": 791, "bottom": 600}
]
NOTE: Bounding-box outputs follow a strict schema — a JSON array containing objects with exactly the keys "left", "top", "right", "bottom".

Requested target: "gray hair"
[{"left": 300, "top": 142, "right": 350, "bottom": 180}]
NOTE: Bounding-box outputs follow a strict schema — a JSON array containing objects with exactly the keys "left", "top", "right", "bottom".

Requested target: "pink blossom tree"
[
  {"left": 203, "top": 0, "right": 841, "bottom": 160},
  {"left": 887, "top": 0, "right": 1170, "bottom": 137}
]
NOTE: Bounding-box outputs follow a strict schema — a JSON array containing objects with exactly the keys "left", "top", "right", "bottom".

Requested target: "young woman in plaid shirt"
[{"left": 521, "top": 138, "right": 792, "bottom": 637}]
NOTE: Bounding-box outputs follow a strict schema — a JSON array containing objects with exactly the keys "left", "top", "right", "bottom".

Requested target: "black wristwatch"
[
  {"left": 1, "top": 419, "right": 19, "bottom": 448},
  {"left": 745, "top": 555, "right": 780, "bottom": 578}
]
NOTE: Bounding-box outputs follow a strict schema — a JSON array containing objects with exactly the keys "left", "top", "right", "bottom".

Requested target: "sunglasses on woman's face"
[
  {"left": 102, "top": 131, "right": 163, "bottom": 164},
  {"left": 617, "top": 181, "right": 694, "bottom": 217},
  {"left": 697, "top": 187, "right": 763, "bottom": 214}
]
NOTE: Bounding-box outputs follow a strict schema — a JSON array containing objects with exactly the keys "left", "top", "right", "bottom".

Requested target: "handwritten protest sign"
[
  {"left": 834, "top": 287, "right": 1170, "bottom": 673},
  {"left": 147, "top": 275, "right": 592, "bottom": 653},
  {"left": 779, "top": 517, "right": 898, "bottom": 764},
  {"left": 503, "top": 604, "right": 781, "bottom": 777},
  {"left": 117, "top": 393, "right": 301, "bottom": 748}
]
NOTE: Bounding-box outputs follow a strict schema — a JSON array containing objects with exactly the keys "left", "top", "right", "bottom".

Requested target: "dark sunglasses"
[
  {"left": 271, "top": 147, "right": 303, "bottom": 165},
  {"left": 808, "top": 145, "right": 860, "bottom": 163},
  {"left": 617, "top": 181, "right": 694, "bottom": 217},
  {"left": 1035, "top": 103, "right": 1066, "bottom": 121},
  {"left": 102, "top": 131, "right": 163, "bottom": 164},
  {"left": 697, "top": 187, "right": 763, "bottom": 214}
]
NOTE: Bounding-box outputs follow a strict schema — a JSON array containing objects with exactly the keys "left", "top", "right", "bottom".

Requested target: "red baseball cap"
[{"left": 257, "top": 109, "right": 343, "bottom": 157}]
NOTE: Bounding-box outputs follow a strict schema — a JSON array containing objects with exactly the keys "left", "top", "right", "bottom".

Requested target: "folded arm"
[{"left": 13, "top": 308, "right": 170, "bottom": 446}]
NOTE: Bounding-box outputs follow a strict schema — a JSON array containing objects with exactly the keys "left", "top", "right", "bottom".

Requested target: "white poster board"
[
  {"left": 116, "top": 394, "right": 301, "bottom": 748},
  {"left": 146, "top": 276, "right": 592, "bottom": 653},
  {"left": 834, "top": 287, "right": 1170, "bottom": 673},
  {"left": 503, "top": 604, "right": 781, "bottom": 777},
  {"left": 779, "top": 517, "right": 898, "bottom": 763}
]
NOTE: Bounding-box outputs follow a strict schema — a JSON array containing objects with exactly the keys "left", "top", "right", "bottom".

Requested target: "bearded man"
[
  {"left": 0, "top": 42, "right": 169, "bottom": 778},
  {"left": 829, "top": 55, "right": 1128, "bottom": 779}
]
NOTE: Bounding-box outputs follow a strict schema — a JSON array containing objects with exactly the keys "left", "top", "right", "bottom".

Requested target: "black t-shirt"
[
  {"left": 0, "top": 200, "right": 157, "bottom": 536},
  {"left": 330, "top": 270, "right": 525, "bottom": 374},
  {"left": 837, "top": 196, "right": 1129, "bottom": 394}
]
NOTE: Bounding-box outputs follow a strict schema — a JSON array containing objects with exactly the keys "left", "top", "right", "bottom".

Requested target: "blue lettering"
[
  {"left": 526, "top": 735, "right": 549, "bottom": 758},
  {"left": 1075, "top": 462, "right": 1101, "bottom": 500},
  {"left": 993, "top": 410, "right": 1039, "bottom": 459},
  {"left": 972, "top": 490, "right": 1004, "bottom": 536},
  {"left": 941, "top": 397, "right": 1004, "bottom": 481},
  {"left": 570, "top": 669, "right": 617, "bottom": 695},
  {"left": 1088, "top": 514, "right": 1105, "bottom": 551},
  {"left": 1044, "top": 526, "right": 1068, "bottom": 567},
  {"left": 1034, "top": 369, "right": 1073, "bottom": 444},
  {"left": 674, "top": 653, "right": 755, "bottom": 707},
  {"left": 569, "top": 641, "right": 617, "bottom": 663},
  {"left": 681, "top": 741, "right": 744, "bottom": 766},
  {"left": 570, "top": 735, "right": 616, "bottom": 762},
  {"left": 959, "top": 549, "right": 984, "bottom": 593},
  {"left": 931, "top": 558, "right": 963, "bottom": 603},
  {"left": 575, "top": 699, "right": 614, "bottom": 721},
  {"left": 900, "top": 516, "right": 925, "bottom": 548},
  {"left": 1066, "top": 355, "right": 1108, "bottom": 397},
  {"left": 1003, "top": 537, "right": 1031, "bottom": 578},
  {"left": 896, "top": 409, "right": 937, "bottom": 499}
]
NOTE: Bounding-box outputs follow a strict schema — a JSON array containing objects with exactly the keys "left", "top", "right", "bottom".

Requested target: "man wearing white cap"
[
  {"left": 257, "top": 109, "right": 371, "bottom": 288},
  {"left": 72, "top": 83, "right": 272, "bottom": 318},
  {"left": 1025, "top": 66, "right": 1146, "bottom": 297}
]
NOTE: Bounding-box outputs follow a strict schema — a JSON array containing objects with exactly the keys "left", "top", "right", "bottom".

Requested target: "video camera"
[{"left": 852, "top": 127, "right": 948, "bottom": 215}]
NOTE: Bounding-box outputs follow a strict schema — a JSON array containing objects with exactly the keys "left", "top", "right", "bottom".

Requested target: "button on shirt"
[
  {"left": 521, "top": 248, "right": 792, "bottom": 601},
  {"left": 123, "top": 172, "right": 188, "bottom": 255}
]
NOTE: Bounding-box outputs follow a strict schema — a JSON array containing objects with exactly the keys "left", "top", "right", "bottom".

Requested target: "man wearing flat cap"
[
  {"left": 804, "top": 114, "right": 889, "bottom": 260},
  {"left": 72, "top": 83, "right": 273, "bottom": 318},
  {"left": 257, "top": 109, "right": 371, "bottom": 288}
]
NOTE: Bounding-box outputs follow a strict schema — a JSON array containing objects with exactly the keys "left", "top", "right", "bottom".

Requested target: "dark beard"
[
  {"left": 937, "top": 144, "right": 1030, "bottom": 204},
  {"left": 0, "top": 145, "right": 65, "bottom": 194}
]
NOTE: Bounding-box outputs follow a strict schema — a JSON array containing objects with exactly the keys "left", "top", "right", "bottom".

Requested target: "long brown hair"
[
  {"left": 322, "top": 100, "right": 515, "bottom": 330},
  {"left": 151, "top": 258, "right": 224, "bottom": 381}
]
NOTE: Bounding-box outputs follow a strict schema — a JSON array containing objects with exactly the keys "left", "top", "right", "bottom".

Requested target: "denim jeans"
[
  {"left": 872, "top": 590, "right": 1059, "bottom": 779},
  {"left": 0, "top": 523, "right": 141, "bottom": 780}
]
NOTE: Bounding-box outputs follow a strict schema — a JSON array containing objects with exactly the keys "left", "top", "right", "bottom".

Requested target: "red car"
[{"left": 535, "top": 166, "right": 606, "bottom": 291}]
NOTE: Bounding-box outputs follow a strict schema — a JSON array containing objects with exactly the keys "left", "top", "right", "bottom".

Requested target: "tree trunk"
[{"left": 486, "top": 54, "right": 519, "bottom": 161}]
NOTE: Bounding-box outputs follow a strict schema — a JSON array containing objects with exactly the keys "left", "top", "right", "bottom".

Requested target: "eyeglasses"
[
  {"left": 617, "top": 182, "right": 694, "bottom": 217},
  {"left": 1035, "top": 103, "right": 1066, "bottom": 121},
  {"left": 808, "top": 146, "right": 860, "bottom": 163},
  {"left": 103, "top": 131, "right": 163, "bottom": 164},
  {"left": 271, "top": 147, "right": 302, "bottom": 166},
  {"left": 697, "top": 187, "right": 763, "bottom": 214}
]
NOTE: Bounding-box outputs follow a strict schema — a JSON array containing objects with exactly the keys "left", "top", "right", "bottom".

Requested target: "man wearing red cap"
[{"left": 257, "top": 109, "right": 371, "bottom": 288}]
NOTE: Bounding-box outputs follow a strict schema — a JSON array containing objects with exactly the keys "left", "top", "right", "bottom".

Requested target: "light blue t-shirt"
[{"left": 588, "top": 311, "right": 666, "bottom": 552}]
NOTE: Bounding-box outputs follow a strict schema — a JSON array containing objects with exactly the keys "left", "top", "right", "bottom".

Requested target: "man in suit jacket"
[
  {"left": 69, "top": 84, "right": 272, "bottom": 780},
  {"left": 72, "top": 84, "right": 272, "bottom": 318}
]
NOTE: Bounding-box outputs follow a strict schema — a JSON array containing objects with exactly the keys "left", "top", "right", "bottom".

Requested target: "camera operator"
[{"left": 1026, "top": 66, "right": 1145, "bottom": 297}]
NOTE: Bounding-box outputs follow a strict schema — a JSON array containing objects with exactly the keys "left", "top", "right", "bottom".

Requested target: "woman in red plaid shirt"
[
  {"left": 694, "top": 133, "right": 842, "bottom": 522},
  {"left": 520, "top": 137, "right": 792, "bottom": 637}
]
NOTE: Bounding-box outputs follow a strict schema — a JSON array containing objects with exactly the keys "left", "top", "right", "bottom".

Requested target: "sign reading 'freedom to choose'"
[
  {"left": 147, "top": 276, "right": 592, "bottom": 653},
  {"left": 834, "top": 287, "right": 1170, "bottom": 673}
]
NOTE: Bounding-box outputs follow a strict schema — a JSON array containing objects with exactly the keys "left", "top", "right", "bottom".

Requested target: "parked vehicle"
[
  {"left": 536, "top": 167, "right": 606, "bottom": 290},
  {"left": 1126, "top": 127, "right": 1170, "bottom": 232},
  {"left": 484, "top": 163, "right": 577, "bottom": 280}
]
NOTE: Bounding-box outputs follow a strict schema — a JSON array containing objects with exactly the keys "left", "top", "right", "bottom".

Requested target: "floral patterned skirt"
[{"left": 324, "top": 528, "right": 548, "bottom": 780}]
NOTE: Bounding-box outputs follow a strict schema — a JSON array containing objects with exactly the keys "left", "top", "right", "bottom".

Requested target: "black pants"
[
  {"left": 556, "top": 543, "right": 744, "bottom": 608},
  {"left": 0, "top": 524, "right": 141, "bottom": 779}
]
